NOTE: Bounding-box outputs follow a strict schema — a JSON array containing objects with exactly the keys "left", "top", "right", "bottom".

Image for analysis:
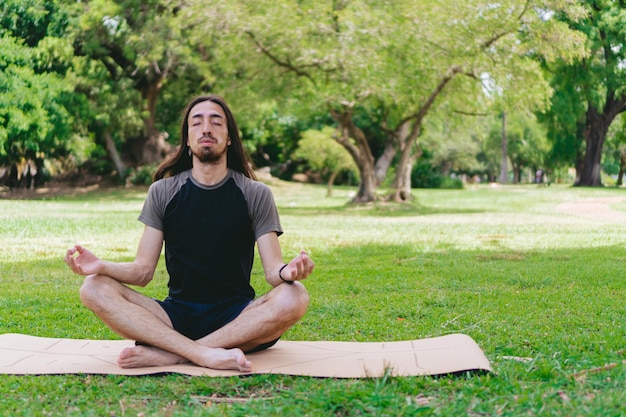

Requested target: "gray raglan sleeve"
[
  {"left": 249, "top": 182, "right": 283, "bottom": 239},
  {"left": 138, "top": 181, "right": 166, "bottom": 231}
]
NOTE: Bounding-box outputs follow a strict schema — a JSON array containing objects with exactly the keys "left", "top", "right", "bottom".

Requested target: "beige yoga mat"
[{"left": 0, "top": 333, "right": 491, "bottom": 378}]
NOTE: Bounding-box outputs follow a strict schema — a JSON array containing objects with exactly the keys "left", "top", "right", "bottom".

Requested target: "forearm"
[
  {"left": 97, "top": 260, "right": 155, "bottom": 287},
  {"left": 266, "top": 263, "right": 290, "bottom": 287}
]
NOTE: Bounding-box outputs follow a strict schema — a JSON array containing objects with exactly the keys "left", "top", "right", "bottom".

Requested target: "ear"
[{"left": 228, "top": 138, "right": 232, "bottom": 146}]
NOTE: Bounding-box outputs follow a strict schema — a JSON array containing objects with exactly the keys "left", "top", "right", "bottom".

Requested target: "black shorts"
[{"left": 156, "top": 296, "right": 278, "bottom": 352}]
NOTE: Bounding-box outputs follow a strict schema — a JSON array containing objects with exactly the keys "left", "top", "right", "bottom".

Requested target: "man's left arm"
[{"left": 256, "top": 232, "right": 314, "bottom": 287}]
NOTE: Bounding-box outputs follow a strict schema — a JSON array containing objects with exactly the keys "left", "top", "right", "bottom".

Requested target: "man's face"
[{"left": 187, "top": 100, "right": 231, "bottom": 164}]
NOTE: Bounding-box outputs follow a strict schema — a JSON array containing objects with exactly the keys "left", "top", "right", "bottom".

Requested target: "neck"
[{"left": 191, "top": 161, "right": 229, "bottom": 186}]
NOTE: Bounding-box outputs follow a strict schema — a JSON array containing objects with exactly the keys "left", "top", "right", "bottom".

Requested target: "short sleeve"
[
  {"left": 138, "top": 182, "right": 163, "bottom": 230},
  {"left": 249, "top": 182, "right": 283, "bottom": 239}
]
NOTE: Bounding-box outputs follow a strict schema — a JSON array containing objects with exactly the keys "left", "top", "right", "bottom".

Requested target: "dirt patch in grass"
[{"left": 555, "top": 197, "right": 626, "bottom": 222}]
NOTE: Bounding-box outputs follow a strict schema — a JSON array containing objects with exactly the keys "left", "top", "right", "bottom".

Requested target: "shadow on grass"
[
  {"left": 279, "top": 202, "right": 485, "bottom": 217},
  {"left": 0, "top": 185, "right": 149, "bottom": 203}
]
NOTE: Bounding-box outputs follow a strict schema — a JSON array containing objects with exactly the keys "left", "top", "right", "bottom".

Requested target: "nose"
[{"left": 202, "top": 119, "right": 211, "bottom": 134}]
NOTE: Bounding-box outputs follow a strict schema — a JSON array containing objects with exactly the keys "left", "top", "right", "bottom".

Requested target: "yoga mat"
[{"left": 0, "top": 333, "right": 491, "bottom": 378}]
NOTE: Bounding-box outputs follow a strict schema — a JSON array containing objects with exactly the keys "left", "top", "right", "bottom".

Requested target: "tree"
[
  {"left": 66, "top": 0, "right": 214, "bottom": 165},
  {"left": 545, "top": 2, "right": 626, "bottom": 186},
  {"left": 294, "top": 126, "right": 358, "bottom": 196},
  {"left": 537, "top": 67, "right": 587, "bottom": 182},
  {"left": 486, "top": 112, "right": 550, "bottom": 183},
  {"left": 0, "top": 0, "right": 75, "bottom": 188},
  {"left": 420, "top": 113, "right": 487, "bottom": 178},
  {"left": 602, "top": 113, "right": 626, "bottom": 185},
  {"left": 204, "top": 0, "right": 587, "bottom": 202}
]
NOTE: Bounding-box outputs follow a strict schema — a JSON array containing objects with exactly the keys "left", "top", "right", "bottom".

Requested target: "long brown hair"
[{"left": 153, "top": 95, "right": 256, "bottom": 181}]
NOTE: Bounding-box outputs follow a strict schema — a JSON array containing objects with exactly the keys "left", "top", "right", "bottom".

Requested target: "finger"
[
  {"left": 294, "top": 255, "right": 305, "bottom": 275},
  {"left": 65, "top": 248, "right": 78, "bottom": 265},
  {"left": 300, "top": 254, "right": 314, "bottom": 274}
]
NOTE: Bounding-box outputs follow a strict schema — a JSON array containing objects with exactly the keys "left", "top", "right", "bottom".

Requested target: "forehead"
[{"left": 188, "top": 100, "right": 226, "bottom": 120}]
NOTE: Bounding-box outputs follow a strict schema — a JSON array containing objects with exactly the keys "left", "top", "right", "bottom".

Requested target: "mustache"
[{"left": 199, "top": 133, "right": 216, "bottom": 141}]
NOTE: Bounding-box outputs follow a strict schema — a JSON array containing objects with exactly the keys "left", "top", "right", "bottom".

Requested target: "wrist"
[{"left": 278, "top": 264, "right": 293, "bottom": 284}]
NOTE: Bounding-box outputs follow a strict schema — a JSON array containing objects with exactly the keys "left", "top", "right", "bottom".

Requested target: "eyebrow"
[{"left": 190, "top": 111, "right": 224, "bottom": 120}]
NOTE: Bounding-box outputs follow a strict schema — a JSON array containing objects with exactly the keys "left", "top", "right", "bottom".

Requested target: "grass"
[{"left": 1, "top": 181, "right": 626, "bottom": 416}]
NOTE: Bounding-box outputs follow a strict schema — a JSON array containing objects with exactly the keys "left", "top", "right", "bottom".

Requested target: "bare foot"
[
  {"left": 196, "top": 347, "right": 252, "bottom": 372},
  {"left": 118, "top": 345, "right": 186, "bottom": 368},
  {"left": 117, "top": 345, "right": 252, "bottom": 372}
]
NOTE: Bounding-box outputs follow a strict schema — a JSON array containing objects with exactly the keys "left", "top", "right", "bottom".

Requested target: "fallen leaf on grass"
[
  {"left": 498, "top": 356, "right": 533, "bottom": 363},
  {"left": 411, "top": 394, "right": 433, "bottom": 406},
  {"left": 571, "top": 363, "right": 618, "bottom": 382},
  {"left": 190, "top": 395, "right": 273, "bottom": 405},
  {"left": 557, "top": 391, "right": 570, "bottom": 403}
]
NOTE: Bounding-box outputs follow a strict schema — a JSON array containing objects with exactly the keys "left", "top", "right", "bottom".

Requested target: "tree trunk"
[
  {"left": 500, "top": 112, "right": 507, "bottom": 184},
  {"left": 354, "top": 168, "right": 377, "bottom": 203},
  {"left": 326, "top": 170, "right": 338, "bottom": 197},
  {"left": 391, "top": 157, "right": 414, "bottom": 201},
  {"left": 142, "top": 82, "right": 162, "bottom": 164},
  {"left": 104, "top": 131, "right": 127, "bottom": 180},
  {"left": 576, "top": 107, "right": 610, "bottom": 186},
  {"left": 576, "top": 94, "right": 626, "bottom": 186},
  {"left": 389, "top": 119, "right": 422, "bottom": 202},
  {"left": 390, "top": 140, "right": 420, "bottom": 202},
  {"left": 127, "top": 78, "right": 172, "bottom": 165},
  {"left": 331, "top": 108, "right": 377, "bottom": 203},
  {"left": 389, "top": 66, "right": 462, "bottom": 200},
  {"left": 513, "top": 163, "right": 521, "bottom": 184},
  {"left": 373, "top": 141, "right": 397, "bottom": 186}
]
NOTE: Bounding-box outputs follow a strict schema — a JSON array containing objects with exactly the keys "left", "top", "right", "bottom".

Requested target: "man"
[{"left": 64, "top": 95, "right": 314, "bottom": 372}]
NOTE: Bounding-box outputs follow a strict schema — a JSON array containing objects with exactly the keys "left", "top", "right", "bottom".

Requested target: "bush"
[
  {"left": 440, "top": 176, "right": 464, "bottom": 189},
  {"left": 411, "top": 155, "right": 441, "bottom": 189},
  {"left": 128, "top": 165, "right": 157, "bottom": 185},
  {"left": 411, "top": 151, "right": 463, "bottom": 189}
]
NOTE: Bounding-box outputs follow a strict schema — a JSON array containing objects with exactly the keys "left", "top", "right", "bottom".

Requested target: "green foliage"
[
  {"left": 601, "top": 113, "right": 626, "bottom": 179},
  {"left": 0, "top": 0, "right": 65, "bottom": 47},
  {"left": 420, "top": 113, "right": 487, "bottom": 176},
  {"left": 0, "top": 0, "right": 603, "bottom": 192},
  {"left": 540, "top": 2, "right": 626, "bottom": 184},
  {"left": 64, "top": 0, "right": 217, "bottom": 165},
  {"left": 0, "top": 35, "right": 73, "bottom": 164},
  {"left": 411, "top": 149, "right": 463, "bottom": 189},
  {"left": 201, "top": 0, "right": 588, "bottom": 200},
  {"left": 127, "top": 164, "right": 157, "bottom": 186},
  {"left": 483, "top": 112, "right": 550, "bottom": 181},
  {"left": 293, "top": 126, "right": 358, "bottom": 184}
]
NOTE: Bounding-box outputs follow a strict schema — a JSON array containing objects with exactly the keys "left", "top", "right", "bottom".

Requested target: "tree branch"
[
  {"left": 483, "top": 0, "right": 530, "bottom": 49},
  {"left": 453, "top": 109, "right": 490, "bottom": 116},
  {"left": 244, "top": 31, "right": 316, "bottom": 83},
  {"left": 401, "top": 65, "right": 463, "bottom": 126}
]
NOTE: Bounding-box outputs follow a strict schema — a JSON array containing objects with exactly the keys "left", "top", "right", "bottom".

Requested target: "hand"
[
  {"left": 280, "top": 250, "right": 315, "bottom": 283},
  {"left": 64, "top": 245, "right": 104, "bottom": 276}
]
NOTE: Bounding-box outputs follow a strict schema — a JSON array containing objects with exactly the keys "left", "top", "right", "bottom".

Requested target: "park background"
[
  {"left": 1, "top": 0, "right": 626, "bottom": 197},
  {"left": 1, "top": 1, "right": 626, "bottom": 416}
]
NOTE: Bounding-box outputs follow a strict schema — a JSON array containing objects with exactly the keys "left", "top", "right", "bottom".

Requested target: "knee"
[
  {"left": 277, "top": 282, "right": 310, "bottom": 320},
  {"left": 79, "top": 274, "right": 115, "bottom": 310}
]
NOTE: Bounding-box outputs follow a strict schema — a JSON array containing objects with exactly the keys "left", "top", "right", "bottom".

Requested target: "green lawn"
[{"left": 1, "top": 182, "right": 625, "bottom": 416}]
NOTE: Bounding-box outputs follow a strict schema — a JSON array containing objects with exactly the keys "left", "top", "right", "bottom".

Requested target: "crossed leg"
[{"left": 79, "top": 274, "right": 309, "bottom": 371}]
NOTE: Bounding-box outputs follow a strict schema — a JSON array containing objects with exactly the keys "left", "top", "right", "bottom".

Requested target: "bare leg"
[
  {"left": 79, "top": 274, "right": 251, "bottom": 371},
  {"left": 112, "top": 281, "right": 309, "bottom": 367},
  {"left": 199, "top": 281, "right": 310, "bottom": 351}
]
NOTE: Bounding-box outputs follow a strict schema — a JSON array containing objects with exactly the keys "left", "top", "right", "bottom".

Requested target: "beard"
[{"left": 191, "top": 143, "right": 227, "bottom": 164}]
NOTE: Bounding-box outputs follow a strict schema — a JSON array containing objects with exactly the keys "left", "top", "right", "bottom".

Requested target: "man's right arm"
[
  {"left": 65, "top": 225, "right": 164, "bottom": 287},
  {"left": 103, "top": 225, "right": 164, "bottom": 286}
]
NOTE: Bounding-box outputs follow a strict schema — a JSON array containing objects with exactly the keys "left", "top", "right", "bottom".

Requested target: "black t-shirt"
[{"left": 138, "top": 169, "right": 282, "bottom": 303}]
